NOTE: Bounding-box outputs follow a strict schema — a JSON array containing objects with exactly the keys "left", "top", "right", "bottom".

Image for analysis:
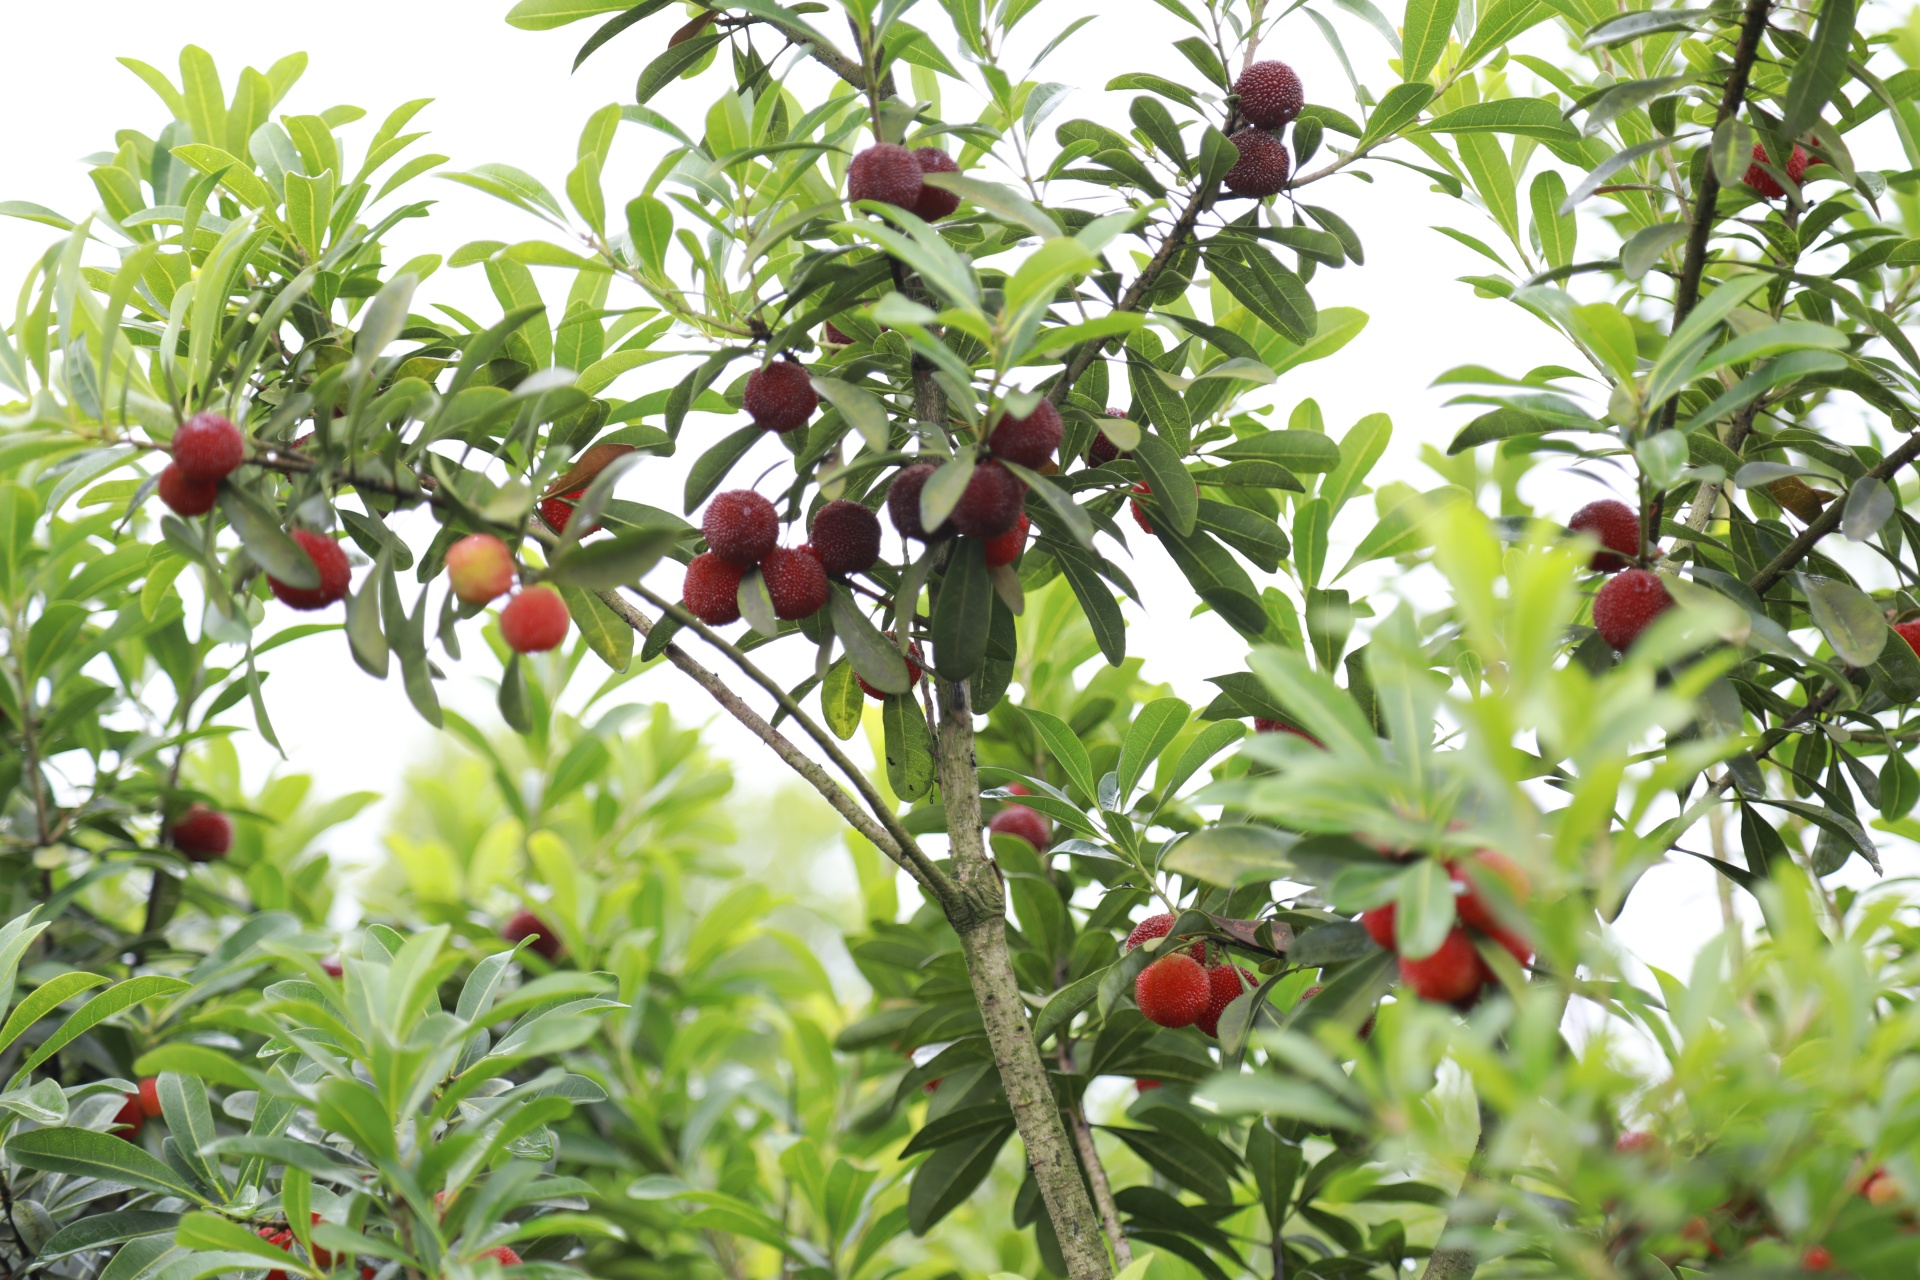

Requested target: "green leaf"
[
  {"left": 920, "top": 172, "right": 1058, "bottom": 236},
  {"left": 1117, "top": 697, "right": 1191, "bottom": 804},
  {"left": 831, "top": 586, "right": 910, "bottom": 694},
  {"left": 683, "top": 424, "right": 763, "bottom": 512},
  {"left": 882, "top": 695, "right": 935, "bottom": 801},
  {"left": 636, "top": 34, "right": 723, "bottom": 105},
  {"left": 1153, "top": 524, "right": 1268, "bottom": 635},
  {"left": 1360, "top": 82, "right": 1436, "bottom": 147},
  {"left": 544, "top": 527, "right": 677, "bottom": 589},
  {"left": 1021, "top": 707, "right": 1099, "bottom": 800},
  {"left": 1780, "top": 0, "right": 1855, "bottom": 143},
  {"left": 931, "top": 538, "right": 992, "bottom": 680},
  {"left": 906, "top": 1118, "right": 1014, "bottom": 1232},
  {"left": 1423, "top": 97, "right": 1576, "bottom": 141},
  {"left": 821, "top": 660, "right": 864, "bottom": 740},
  {"left": 1394, "top": 857, "right": 1454, "bottom": 959},
  {"left": 1320, "top": 413, "right": 1391, "bottom": 515},
  {"left": 1209, "top": 244, "right": 1317, "bottom": 345},
  {"left": 0, "top": 972, "right": 107, "bottom": 1057},
  {"left": 1132, "top": 431, "right": 1199, "bottom": 537},
  {"left": 176, "top": 1214, "right": 312, "bottom": 1269},
  {"left": 1400, "top": 0, "right": 1458, "bottom": 81},
  {"left": 1129, "top": 349, "right": 1193, "bottom": 453},
  {"left": 1211, "top": 431, "right": 1340, "bottom": 472},
  {"left": 1164, "top": 823, "right": 1294, "bottom": 886},
  {"left": 218, "top": 489, "right": 318, "bottom": 588},
  {"left": 1033, "top": 969, "right": 1105, "bottom": 1043},
  {"left": 1157, "top": 719, "right": 1248, "bottom": 802},
  {"left": 37, "top": 1212, "right": 179, "bottom": 1264},
  {"left": 12, "top": 977, "right": 190, "bottom": 1085},
  {"left": 811, "top": 376, "right": 893, "bottom": 451},
  {"left": 626, "top": 195, "right": 675, "bottom": 276},
  {"left": 1529, "top": 171, "right": 1576, "bottom": 269},
  {"left": 1246, "top": 645, "right": 1378, "bottom": 754},
  {"left": 1053, "top": 544, "right": 1125, "bottom": 664},
  {"left": 1798, "top": 573, "right": 1888, "bottom": 667},
  {"left": 6, "top": 1127, "right": 204, "bottom": 1202},
  {"left": 560, "top": 586, "right": 633, "bottom": 672}
]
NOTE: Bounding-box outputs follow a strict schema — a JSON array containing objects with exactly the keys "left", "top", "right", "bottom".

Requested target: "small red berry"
[
  {"left": 1135, "top": 953, "right": 1211, "bottom": 1028},
  {"left": 982, "top": 513, "right": 1030, "bottom": 567},
  {"left": 887, "top": 463, "right": 952, "bottom": 541},
  {"left": 502, "top": 910, "right": 561, "bottom": 961},
  {"left": 1568, "top": 499, "right": 1641, "bottom": 572},
  {"left": 157, "top": 464, "right": 219, "bottom": 516},
  {"left": 744, "top": 359, "right": 819, "bottom": 434},
  {"left": 1135, "top": 1078, "right": 1161, "bottom": 1092},
  {"left": 1089, "top": 411, "right": 1132, "bottom": 466},
  {"left": 1123, "top": 912, "right": 1209, "bottom": 963},
  {"left": 856, "top": 633, "right": 924, "bottom": 699},
  {"left": 112, "top": 1091, "right": 146, "bottom": 1137},
  {"left": 822, "top": 322, "right": 854, "bottom": 346},
  {"left": 1006, "top": 782, "right": 1031, "bottom": 796},
  {"left": 1398, "top": 927, "right": 1486, "bottom": 1003},
  {"left": 1451, "top": 850, "right": 1530, "bottom": 934},
  {"left": 171, "top": 412, "right": 244, "bottom": 482},
  {"left": 1224, "top": 128, "right": 1290, "bottom": 198},
  {"left": 1195, "top": 964, "right": 1257, "bottom": 1038},
  {"left": 445, "top": 534, "right": 516, "bottom": 605},
  {"left": 1130, "top": 483, "right": 1154, "bottom": 534},
  {"left": 499, "top": 586, "right": 569, "bottom": 653},
  {"left": 321, "top": 956, "right": 344, "bottom": 978},
  {"left": 539, "top": 488, "right": 600, "bottom": 536},
  {"left": 171, "top": 804, "right": 232, "bottom": 861},
  {"left": 911, "top": 148, "right": 961, "bottom": 220},
  {"left": 1360, "top": 903, "right": 1397, "bottom": 950},
  {"left": 1743, "top": 143, "right": 1810, "bottom": 200},
  {"left": 1615, "top": 1131, "right": 1656, "bottom": 1154},
  {"left": 809, "top": 499, "right": 883, "bottom": 575},
  {"left": 1894, "top": 619, "right": 1920, "bottom": 656},
  {"left": 1253, "top": 718, "right": 1322, "bottom": 747},
  {"left": 477, "top": 1245, "right": 522, "bottom": 1267},
  {"left": 683, "top": 553, "right": 748, "bottom": 626},
  {"left": 988, "top": 804, "right": 1050, "bottom": 852},
  {"left": 268, "top": 530, "right": 351, "bottom": 610},
  {"left": 846, "top": 143, "right": 925, "bottom": 209},
  {"left": 761, "top": 545, "right": 829, "bottom": 620},
  {"left": 702, "top": 490, "right": 780, "bottom": 565},
  {"left": 1592, "top": 569, "right": 1674, "bottom": 651},
  {"left": 1234, "top": 60, "right": 1305, "bottom": 129},
  {"left": 989, "top": 400, "right": 1063, "bottom": 470},
  {"left": 138, "top": 1076, "right": 163, "bottom": 1118},
  {"left": 949, "top": 459, "right": 1027, "bottom": 540},
  {"left": 1801, "top": 1244, "right": 1833, "bottom": 1271}
]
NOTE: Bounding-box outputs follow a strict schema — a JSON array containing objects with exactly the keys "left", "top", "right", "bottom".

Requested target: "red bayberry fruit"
[
  {"left": 822, "top": 322, "right": 854, "bottom": 346},
  {"left": 1234, "top": 60, "right": 1305, "bottom": 129},
  {"left": 810, "top": 499, "right": 883, "bottom": 575},
  {"left": 887, "top": 463, "right": 952, "bottom": 541},
  {"left": 171, "top": 804, "right": 232, "bottom": 861},
  {"left": 1569, "top": 498, "right": 1641, "bottom": 572},
  {"left": 911, "top": 148, "right": 961, "bottom": 220},
  {"left": 982, "top": 513, "right": 1030, "bottom": 567},
  {"left": 1224, "top": 128, "right": 1290, "bottom": 197},
  {"left": 1743, "top": 143, "right": 1809, "bottom": 200},
  {"left": 988, "top": 804, "right": 1050, "bottom": 852},
  {"left": 1450, "top": 850, "right": 1530, "bottom": 934},
  {"left": 745, "top": 359, "right": 819, "bottom": 434},
  {"left": 856, "top": 633, "right": 924, "bottom": 699},
  {"left": 1123, "top": 912, "right": 1209, "bottom": 963},
  {"left": 1135, "top": 1078, "right": 1161, "bottom": 1092},
  {"left": 539, "top": 489, "right": 600, "bottom": 536},
  {"left": 1398, "top": 927, "right": 1486, "bottom": 1003},
  {"left": 1616, "top": 1131, "right": 1656, "bottom": 1154},
  {"left": 1863, "top": 1167, "right": 1902, "bottom": 1205},
  {"left": 171, "top": 411, "right": 244, "bottom": 482},
  {"left": 157, "top": 463, "right": 219, "bottom": 516},
  {"left": 1360, "top": 903, "right": 1397, "bottom": 950},
  {"left": 1802, "top": 1245, "right": 1833, "bottom": 1270},
  {"left": 703, "top": 490, "right": 780, "bottom": 565},
  {"left": 138, "top": 1076, "right": 163, "bottom": 1118},
  {"left": 761, "top": 545, "right": 829, "bottom": 619},
  {"left": 1006, "top": 782, "right": 1031, "bottom": 796},
  {"left": 445, "top": 534, "right": 515, "bottom": 605},
  {"left": 1253, "top": 717, "right": 1323, "bottom": 747},
  {"left": 478, "top": 1245, "right": 522, "bottom": 1267},
  {"left": 1895, "top": 620, "right": 1920, "bottom": 656},
  {"left": 846, "top": 142, "right": 925, "bottom": 209},
  {"left": 1130, "top": 483, "right": 1154, "bottom": 534},
  {"left": 1134, "top": 953, "right": 1211, "bottom": 1028},
  {"left": 1592, "top": 569, "right": 1674, "bottom": 651},
  {"left": 112, "top": 1091, "right": 146, "bottom": 1136},
  {"left": 500, "top": 586, "right": 569, "bottom": 653},
  {"left": 1089, "top": 410, "right": 1132, "bottom": 466},
  {"left": 321, "top": 956, "right": 344, "bottom": 978},
  {"left": 1195, "top": 964, "right": 1257, "bottom": 1038},
  {"left": 949, "top": 459, "right": 1027, "bottom": 540},
  {"left": 268, "top": 530, "right": 351, "bottom": 610},
  {"left": 989, "top": 399, "right": 1063, "bottom": 469},
  {"left": 683, "top": 553, "right": 748, "bottom": 626},
  {"left": 502, "top": 910, "right": 561, "bottom": 961}
]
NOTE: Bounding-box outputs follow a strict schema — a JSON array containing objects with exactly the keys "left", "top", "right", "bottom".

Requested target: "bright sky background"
[{"left": 3, "top": 0, "right": 1911, "bottom": 985}]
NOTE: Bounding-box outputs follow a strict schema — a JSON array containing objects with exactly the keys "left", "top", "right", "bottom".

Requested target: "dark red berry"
[
  {"left": 856, "top": 633, "right": 923, "bottom": 699},
  {"left": 847, "top": 143, "right": 925, "bottom": 209},
  {"left": 822, "top": 322, "right": 854, "bottom": 345},
  {"left": 744, "top": 360, "right": 818, "bottom": 434},
  {"left": 1743, "top": 143, "right": 1809, "bottom": 200},
  {"left": 887, "top": 463, "right": 952, "bottom": 541},
  {"left": 911, "top": 148, "right": 961, "bottom": 220},
  {"left": 171, "top": 412, "right": 244, "bottom": 482},
  {"left": 761, "top": 545, "right": 829, "bottom": 619},
  {"left": 1253, "top": 718, "right": 1322, "bottom": 747},
  {"left": 1896, "top": 620, "right": 1920, "bottom": 657},
  {"left": 1360, "top": 903, "right": 1396, "bottom": 950},
  {"left": 157, "top": 464, "right": 219, "bottom": 516},
  {"left": 499, "top": 586, "right": 570, "bottom": 653},
  {"left": 982, "top": 513, "right": 1029, "bottom": 567},
  {"left": 683, "top": 553, "right": 747, "bottom": 625},
  {"left": 321, "top": 956, "right": 344, "bottom": 978},
  {"left": 809, "top": 499, "right": 883, "bottom": 575},
  {"left": 1592, "top": 569, "right": 1673, "bottom": 651},
  {"left": 1122, "top": 912, "right": 1209, "bottom": 963},
  {"left": 703, "top": 490, "right": 780, "bottom": 564},
  {"left": 1224, "top": 128, "right": 1290, "bottom": 198},
  {"left": 171, "top": 803, "right": 232, "bottom": 861},
  {"left": 501, "top": 910, "right": 561, "bottom": 961},
  {"left": 949, "top": 459, "right": 1027, "bottom": 540},
  {"left": 1234, "top": 60, "right": 1305, "bottom": 129},
  {"left": 988, "top": 804, "right": 1050, "bottom": 852},
  {"left": 478, "top": 1246, "right": 522, "bottom": 1267},
  {"left": 1089, "top": 410, "right": 1132, "bottom": 466},
  {"left": 1195, "top": 964, "right": 1257, "bottom": 1038},
  {"left": 988, "top": 399, "right": 1062, "bottom": 469},
  {"left": 268, "top": 530, "right": 351, "bottom": 610},
  {"left": 1130, "top": 483, "right": 1154, "bottom": 534},
  {"left": 1135, "top": 954, "right": 1210, "bottom": 1028},
  {"left": 1569, "top": 498, "right": 1640, "bottom": 572},
  {"left": 1399, "top": 927, "right": 1485, "bottom": 1003},
  {"left": 539, "top": 488, "right": 600, "bottom": 536}
]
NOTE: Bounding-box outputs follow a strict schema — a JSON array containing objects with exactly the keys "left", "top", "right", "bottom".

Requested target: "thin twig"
[{"left": 1747, "top": 431, "right": 1920, "bottom": 594}]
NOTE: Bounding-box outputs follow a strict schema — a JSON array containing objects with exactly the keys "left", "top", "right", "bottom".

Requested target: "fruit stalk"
[{"left": 934, "top": 676, "right": 1111, "bottom": 1280}]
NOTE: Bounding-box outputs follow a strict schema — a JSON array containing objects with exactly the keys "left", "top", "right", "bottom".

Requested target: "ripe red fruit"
[
  {"left": 1360, "top": 903, "right": 1396, "bottom": 950},
  {"left": 1224, "top": 128, "right": 1290, "bottom": 197},
  {"left": 138, "top": 1076, "right": 163, "bottom": 1118},
  {"left": 1801, "top": 1245, "right": 1833, "bottom": 1271},
  {"left": 1895, "top": 620, "right": 1920, "bottom": 656},
  {"left": 989, "top": 399, "right": 1063, "bottom": 469},
  {"left": 744, "top": 359, "right": 819, "bottom": 434},
  {"left": 171, "top": 411, "right": 245, "bottom": 482},
  {"left": 1615, "top": 1131, "right": 1656, "bottom": 1154},
  {"left": 171, "top": 804, "right": 232, "bottom": 861},
  {"left": 1743, "top": 143, "right": 1809, "bottom": 199},
  {"left": 1234, "top": 61, "right": 1305, "bottom": 129},
  {"left": 1089, "top": 410, "right": 1132, "bottom": 466},
  {"left": 477, "top": 1246, "right": 522, "bottom": 1267},
  {"left": 1592, "top": 568, "right": 1674, "bottom": 650},
  {"left": 1134, "top": 953, "right": 1211, "bottom": 1028},
  {"left": 268, "top": 530, "right": 351, "bottom": 610},
  {"left": 982, "top": 514, "right": 1030, "bottom": 567},
  {"left": 502, "top": 910, "right": 561, "bottom": 961},
  {"left": 112, "top": 1091, "right": 146, "bottom": 1136},
  {"left": 846, "top": 142, "right": 925, "bottom": 209},
  {"left": 911, "top": 148, "right": 961, "bottom": 220},
  {"left": 887, "top": 463, "right": 952, "bottom": 541},
  {"left": 1569, "top": 498, "right": 1641, "bottom": 572},
  {"left": 1451, "top": 850, "right": 1530, "bottom": 930},
  {"left": 1253, "top": 717, "right": 1323, "bottom": 747},
  {"left": 1863, "top": 1167, "right": 1901, "bottom": 1205},
  {"left": 321, "top": 956, "right": 344, "bottom": 978},
  {"left": 445, "top": 534, "right": 516, "bottom": 605},
  {"left": 1123, "top": 912, "right": 1209, "bottom": 963},
  {"left": 157, "top": 464, "right": 219, "bottom": 516},
  {"left": 539, "top": 488, "right": 599, "bottom": 536},
  {"left": 988, "top": 804, "right": 1050, "bottom": 852},
  {"left": 1130, "top": 483, "right": 1154, "bottom": 534},
  {"left": 761, "top": 545, "right": 829, "bottom": 619},
  {"left": 1135, "top": 1078, "right": 1161, "bottom": 1092},
  {"left": 1195, "top": 964, "right": 1257, "bottom": 1038},
  {"left": 822, "top": 322, "right": 854, "bottom": 346},
  {"left": 949, "top": 459, "right": 1027, "bottom": 539},
  {"left": 1398, "top": 927, "right": 1486, "bottom": 1003},
  {"left": 856, "top": 633, "right": 924, "bottom": 699},
  {"left": 810, "top": 499, "right": 883, "bottom": 575},
  {"left": 702, "top": 490, "right": 780, "bottom": 565},
  {"left": 683, "top": 553, "right": 748, "bottom": 626},
  {"left": 500, "top": 586, "right": 570, "bottom": 653}
]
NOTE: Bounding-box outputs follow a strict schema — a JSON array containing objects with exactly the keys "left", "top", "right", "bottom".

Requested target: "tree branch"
[
  {"left": 1746, "top": 430, "right": 1920, "bottom": 594},
  {"left": 1417, "top": 1095, "right": 1499, "bottom": 1280},
  {"left": 1058, "top": 1041, "right": 1132, "bottom": 1266}
]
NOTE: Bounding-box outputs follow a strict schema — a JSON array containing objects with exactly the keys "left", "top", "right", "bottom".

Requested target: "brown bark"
[{"left": 1417, "top": 1097, "right": 1499, "bottom": 1280}]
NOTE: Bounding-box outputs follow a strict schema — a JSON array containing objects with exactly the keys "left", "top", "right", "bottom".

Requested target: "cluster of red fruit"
[
  {"left": 256, "top": 1213, "right": 379, "bottom": 1280},
  {"left": 845, "top": 142, "right": 963, "bottom": 221},
  {"left": 1742, "top": 141, "right": 1816, "bottom": 201},
  {"left": 1223, "top": 60, "right": 1305, "bottom": 199},
  {"left": 1125, "top": 914, "right": 1259, "bottom": 1037},
  {"left": 1359, "top": 851, "right": 1532, "bottom": 1004},
  {"left": 1569, "top": 498, "right": 1676, "bottom": 651},
  {"left": 888, "top": 399, "right": 1056, "bottom": 547},
  {"left": 444, "top": 532, "right": 570, "bottom": 654}
]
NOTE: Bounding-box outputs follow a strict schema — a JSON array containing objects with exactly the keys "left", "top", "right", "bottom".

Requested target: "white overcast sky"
[{"left": 2, "top": 0, "right": 1910, "bottom": 976}]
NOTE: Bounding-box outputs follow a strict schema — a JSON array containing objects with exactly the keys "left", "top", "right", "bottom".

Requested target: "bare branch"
[{"left": 1746, "top": 430, "right": 1920, "bottom": 594}]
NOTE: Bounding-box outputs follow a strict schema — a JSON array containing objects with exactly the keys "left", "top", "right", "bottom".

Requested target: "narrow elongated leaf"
[
  {"left": 5, "top": 1128, "right": 203, "bottom": 1201},
  {"left": 931, "top": 538, "right": 992, "bottom": 679},
  {"left": 1132, "top": 431, "right": 1198, "bottom": 536},
  {"left": 1117, "top": 697, "right": 1191, "bottom": 803},
  {"left": 1780, "top": 0, "right": 1855, "bottom": 142},
  {"left": 1400, "top": 0, "right": 1459, "bottom": 82},
  {"left": 881, "top": 695, "right": 935, "bottom": 801},
  {"left": 636, "top": 34, "right": 723, "bottom": 105},
  {"left": 831, "top": 586, "right": 910, "bottom": 694}
]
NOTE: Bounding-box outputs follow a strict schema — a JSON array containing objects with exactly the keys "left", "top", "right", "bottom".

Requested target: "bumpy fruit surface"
[
  {"left": 989, "top": 399, "right": 1063, "bottom": 469},
  {"left": 158, "top": 464, "right": 219, "bottom": 516},
  {"left": 268, "top": 530, "right": 351, "bottom": 610},
  {"left": 1451, "top": 850, "right": 1529, "bottom": 934},
  {"left": 1224, "top": 128, "right": 1290, "bottom": 197},
  {"left": 683, "top": 553, "right": 748, "bottom": 625},
  {"left": 445, "top": 534, "right": 515, "bottom": 605},
  {"left": 982, "top": 513, "right": 1030, "bottom": 567},
  {"left": 703, "top": 489, "right": 780, "bottom": 564},
  {"left": 1592, "top": 568, "right": 1673, "bottom": 650},
  {"left": 887, "top": 463, "right": 951, "bottom": 541},
  {"left": 822, "top": 322, "right": 854, "bottom": 346},
  {"left": 744, "top": 360, "right": 818, "bottom": 434},
  {"left": 949, "top": 459, "right": 1027, "bottom": 539},
  {"left": 1398, "top": 927, "right": 1485, "bottom": 1003},
  {"left": 1195, "top": 964, "right": 1257, "bottom": 1038},
  {"left": 478, "top": 1246, "right": 522, "bottom": 1267},
  {"left": 1801, "top": 1245, "right": 1833, "bottom": 1271},
  {"left": 502, "top": 910, "right": 561, "bottom": 961},
  {"left": 1134, "top": 953, "right": 1211, "bottom": 1028},
  {"left": 1569, "top": 498, "right": 1640, "bottom": 572},
  {"left": 846, "top": 143, "right": 924, "bottom": 208},
  {"left": 172, "top": 803, "right": 232, "bottom": 861},
  {"left": 856, "top": 633, "right": 923, "bottom": 699},
  {"left": 761, "top": 545, "right": 829, "bottom": 619},
  {"left": 988, "top": 804, "right": 1050, "bottom": 852},
  {"left": 809, "top": 499, "right": 883, "bottom": 575},
  {"left": 1743, "top": 143, "right": 1810, "bottom": 199},
  {"left": 1897, "top": 619, "right": 1920, "bottom": 658},
  {"left": 911, "top": 148, "right": 961, "bottom": 220},
  {"left": 1130, "top": 483, "right": 1154, "bottom": 534},
  {"left": 1123, "top": 912, "right": 1209, "bottom": 963},
  {"left": 1089, "top": 410, "right": 1132, "bottom": 465},
  {"left": 171, "top": 411, "right": 244, "bottom": 481},
  {"left": 1360, "top": 902, "right": 1397, "bottom": 949},
  {"left": 1234, "top": 60, "right": 1304, "bottom": 128},
  {"left": 500, "top": 586, "right": 569, "bottom": 653},
  {"left": 539, "top": 488, "right": 600, "bottom": 536}
]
